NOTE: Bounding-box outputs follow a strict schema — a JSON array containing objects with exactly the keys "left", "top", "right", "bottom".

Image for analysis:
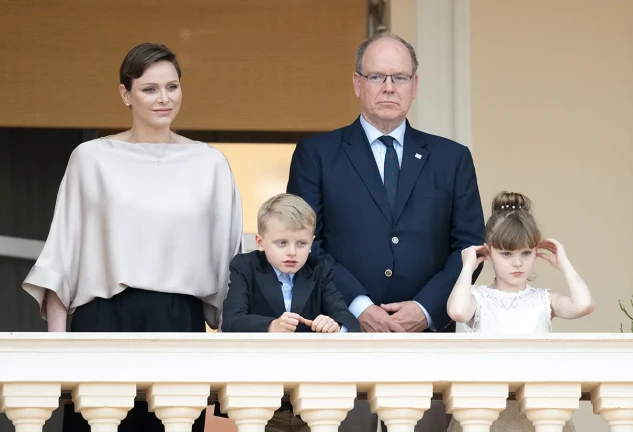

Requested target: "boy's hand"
[
  {"left": 303, "top": 315, "right": 340, "bottom": 333},
  {"left": 268, "top": 312, "right": 303, "bottom": 333}
]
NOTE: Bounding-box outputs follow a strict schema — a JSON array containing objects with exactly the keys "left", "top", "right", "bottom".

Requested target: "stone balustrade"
[{"left": 1, "top": 333, "right": 632, "bottom": 432}]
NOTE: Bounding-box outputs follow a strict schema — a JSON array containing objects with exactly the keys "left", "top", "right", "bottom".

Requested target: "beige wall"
[
  {"left": 471, "top": 1, "right": 633, "bottom": 430},
  {"left": 471, "top": 0, "right": 633, "bottom": 334}
]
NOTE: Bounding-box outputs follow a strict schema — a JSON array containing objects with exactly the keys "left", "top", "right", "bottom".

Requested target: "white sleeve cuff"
[
  {"left": 349, "top": 295, "right": 374, "bottom": 319},
  {"left": 413, "top": 301, "right": 435, "bottom": 331}
]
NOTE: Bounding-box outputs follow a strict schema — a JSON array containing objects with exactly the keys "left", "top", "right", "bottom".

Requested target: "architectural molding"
[
  {"left": 0, "top": 235, "right": 43, "bottom": 260},
  {"left": 0, "top": 234, "right": 258, "bottom": 260},
  {"left": 390, "top": 0, "right": 472, "bottom": 148}
]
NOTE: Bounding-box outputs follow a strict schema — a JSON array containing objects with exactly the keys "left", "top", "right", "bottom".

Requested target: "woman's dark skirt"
[{"left": 63, "top": 287, "right": 207, "bottom": 432}]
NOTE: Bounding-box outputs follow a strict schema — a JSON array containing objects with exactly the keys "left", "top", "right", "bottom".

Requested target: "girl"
[{"left": 446, "top": 191, "right": 594, "bottom": 432}]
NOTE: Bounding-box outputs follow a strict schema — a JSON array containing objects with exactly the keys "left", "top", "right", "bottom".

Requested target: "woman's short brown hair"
[{"left": 119, "top": 43, "right": 181, "bottom": 91}]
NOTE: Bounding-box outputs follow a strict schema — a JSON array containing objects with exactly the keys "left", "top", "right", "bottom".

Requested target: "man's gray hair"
[{"left": 355, "top": 32, "right": 419, "bottom": 75}]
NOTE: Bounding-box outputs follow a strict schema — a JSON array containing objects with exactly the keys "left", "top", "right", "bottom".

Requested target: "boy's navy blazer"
[{"left": 221, "top": 250, "right": 360, "bottom": 333}]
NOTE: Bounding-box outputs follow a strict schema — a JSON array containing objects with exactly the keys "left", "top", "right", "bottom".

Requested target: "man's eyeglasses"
[{"left": 357, "top": 73, "right": 413, "bottom": 85}]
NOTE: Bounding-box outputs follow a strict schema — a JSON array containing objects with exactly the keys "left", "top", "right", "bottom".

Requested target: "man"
[{"left": 286, "top": 32, "right": 485, "bottom": 431}]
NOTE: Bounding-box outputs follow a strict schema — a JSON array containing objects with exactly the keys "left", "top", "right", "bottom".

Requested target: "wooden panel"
[{"left": 0, "top": 0, "right": 366, "bottom": 131}]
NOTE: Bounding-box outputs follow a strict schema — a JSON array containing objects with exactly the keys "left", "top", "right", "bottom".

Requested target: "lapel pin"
[{"left": 415, "top": 153, "right": 422, "bottom": 159}]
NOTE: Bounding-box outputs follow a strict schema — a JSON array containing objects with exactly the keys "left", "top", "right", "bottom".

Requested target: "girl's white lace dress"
[{"left": 447, "top": 285, "right": 575, "bottom": 432}]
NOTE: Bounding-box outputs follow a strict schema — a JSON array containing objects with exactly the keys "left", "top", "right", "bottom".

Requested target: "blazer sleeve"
[
  {"left": 413, "top": 146, "right": 485, "bottom": 330},
  {"left": 221, "top": 257, "right": 276, "bottom": 332},
  {"left": 287, "top": 139, "right": 368, "bottom": 305},
  {"left": 318, "top": 261, "right": 361, "bottom": 332}
]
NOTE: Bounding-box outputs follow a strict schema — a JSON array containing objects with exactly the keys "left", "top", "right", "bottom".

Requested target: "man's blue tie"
[{"left": 378, "top": 135, "right": 399, "bottom": 211}]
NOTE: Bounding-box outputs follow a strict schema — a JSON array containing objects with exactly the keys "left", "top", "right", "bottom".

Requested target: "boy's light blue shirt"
[{"left": 272, "top": 266, "right": 347, "bottom": 333}]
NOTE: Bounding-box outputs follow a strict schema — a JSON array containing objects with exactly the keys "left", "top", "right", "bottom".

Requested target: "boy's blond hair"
[{"left": 257, "top": 193, "right": 316, "bottom": 235}]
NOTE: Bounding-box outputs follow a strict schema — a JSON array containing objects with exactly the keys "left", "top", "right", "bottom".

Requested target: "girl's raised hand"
[
  {"left": 461, "top": 245, "right": 487, "bottom": 272},
  {"left": 537, "top": 239, "right": 569, "bottom": 271}
]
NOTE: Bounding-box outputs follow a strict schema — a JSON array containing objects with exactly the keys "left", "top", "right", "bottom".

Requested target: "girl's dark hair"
[
  {"left": 485, "top": 191, "right": 541, "bottom": 250},
  {"left": 119, "top": 43, "right": 181, "bottom": 91}
]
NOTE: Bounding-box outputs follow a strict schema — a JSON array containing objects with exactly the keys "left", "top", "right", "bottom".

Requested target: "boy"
[
  {"left": 222, "top": 193, "right": 359, "bottom": 333},
  {"left": 219, "top": 193, "right": 359, "bottom": 432}
]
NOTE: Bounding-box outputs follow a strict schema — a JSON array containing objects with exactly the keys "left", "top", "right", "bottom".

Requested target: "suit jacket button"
[
  {"left": 391, "top": 236, "right": 399, "bottom": 244},
  {"left": 385, "top": 269, "right": 393, "bottom": 277}
]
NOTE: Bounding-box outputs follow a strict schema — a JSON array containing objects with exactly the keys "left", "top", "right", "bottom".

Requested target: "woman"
[{"left": 22, "top": 43, "right": 243, "bottom": 432}]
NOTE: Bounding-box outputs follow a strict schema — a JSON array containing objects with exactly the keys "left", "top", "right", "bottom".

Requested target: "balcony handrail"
[{"left": 2, "top": 332, "right": 632, "bottom": 390}]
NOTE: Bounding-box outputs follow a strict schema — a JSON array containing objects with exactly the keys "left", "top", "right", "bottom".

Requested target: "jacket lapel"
[
  {"left": 255, "top": 254, "right": 287, "bottom": 318},
  {"left": 393, "top": 122, "right": 429, "bottom": 223},
  {"left": 342, "top": 117, "right": 393, "bottom": 225},
  {"left": 290, "top": 263, "right": 316, "bottom": 315}
]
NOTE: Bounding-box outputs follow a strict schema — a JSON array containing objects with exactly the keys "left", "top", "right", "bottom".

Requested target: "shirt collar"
[
  {"left": 359, "top": 115, "right": 406, "bottom": 147},
  {"left": 272, "top": 266, "right": 295, "bottom": 283}
]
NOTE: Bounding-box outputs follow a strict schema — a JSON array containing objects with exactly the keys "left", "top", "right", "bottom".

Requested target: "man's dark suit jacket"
[
  {"left": 221, "top": 250, "right": 360, "bottom": 333},
  {"left": 287, "top": 117, "right": 485, "bottom": 331}
]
